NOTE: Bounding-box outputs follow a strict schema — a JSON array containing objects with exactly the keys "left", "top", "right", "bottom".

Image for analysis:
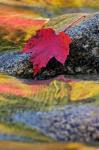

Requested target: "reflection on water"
[
  {"left": 0, "top": 142, "right": 98, "bottom": 150},
  {"left": 0, "top": 0, "right": 98, "bottom": 149},
  {"left": 0, "top": 0, "right": 98, "bottom": 18},
  {"left": 0, "top": 73, "right": 99, "bottom": 148}
]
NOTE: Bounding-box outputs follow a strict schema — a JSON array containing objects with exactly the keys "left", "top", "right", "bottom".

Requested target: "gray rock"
[
  {"left": 38, "top": 13, "right": 99, "bottom": 79},
  {"left": 0, "top": 52, "right": 33, "bottom": 78},
  {"left": 65, "top": 13, "right": 99, "bottom": 74},
  {"left": 11, "top": 105, "right": 99, "bottom": 143},
  {"left": 0, "top": 13, "right": 99, "bottom": 79}
]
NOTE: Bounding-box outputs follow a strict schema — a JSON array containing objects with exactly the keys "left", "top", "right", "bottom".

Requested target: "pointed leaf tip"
[{"left": 21, "top": 28, "right": 72, "bottom": 75}]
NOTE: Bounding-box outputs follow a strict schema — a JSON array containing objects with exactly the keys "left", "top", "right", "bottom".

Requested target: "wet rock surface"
[
  {"left": 11, "top": 105, "right": 99, "bottom": 142},
  {"left": 0, "top": 13, "right": 99, "bottom": 79}
]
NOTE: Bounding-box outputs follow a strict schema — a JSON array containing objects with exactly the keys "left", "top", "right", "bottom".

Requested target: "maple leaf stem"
[{"left": 64, "top": 15, "right": 86, "bottom": 32}]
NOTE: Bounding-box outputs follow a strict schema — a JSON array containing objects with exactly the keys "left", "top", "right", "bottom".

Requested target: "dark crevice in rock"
[{"left": 0, "top": 13, "right": 99, "bottom": 80}]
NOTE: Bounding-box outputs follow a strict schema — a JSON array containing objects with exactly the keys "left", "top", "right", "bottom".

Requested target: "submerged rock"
[
  {"left": 11, "top": 105, "right": 99, "bottom": 142},
  {"left": 0, "top": 134, "right": 34, "bottom": 142},
  {"left": 0, "top": 13, "right": 99, "bottom": 79}
]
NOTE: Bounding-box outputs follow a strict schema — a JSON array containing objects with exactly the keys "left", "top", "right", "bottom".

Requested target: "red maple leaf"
[{"left": 21, "top": 28, "right": 72, "bottom": 75}]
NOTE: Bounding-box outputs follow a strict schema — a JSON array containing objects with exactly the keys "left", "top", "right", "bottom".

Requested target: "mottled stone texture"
[
  {"left": 11, "top": 105, "right": 99, "bottom": 142},
  {"left": 0, "top": 13, "right": 99, "bottom": 79},
  {"left": 65, "top": 13, "right": 99, "bottom": 75},
  {"left": 38, "top": 13, "right": 99, "bottom": 79},
  {"left": 0, "top": 52, "right": 33, "bottom": 78}
]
